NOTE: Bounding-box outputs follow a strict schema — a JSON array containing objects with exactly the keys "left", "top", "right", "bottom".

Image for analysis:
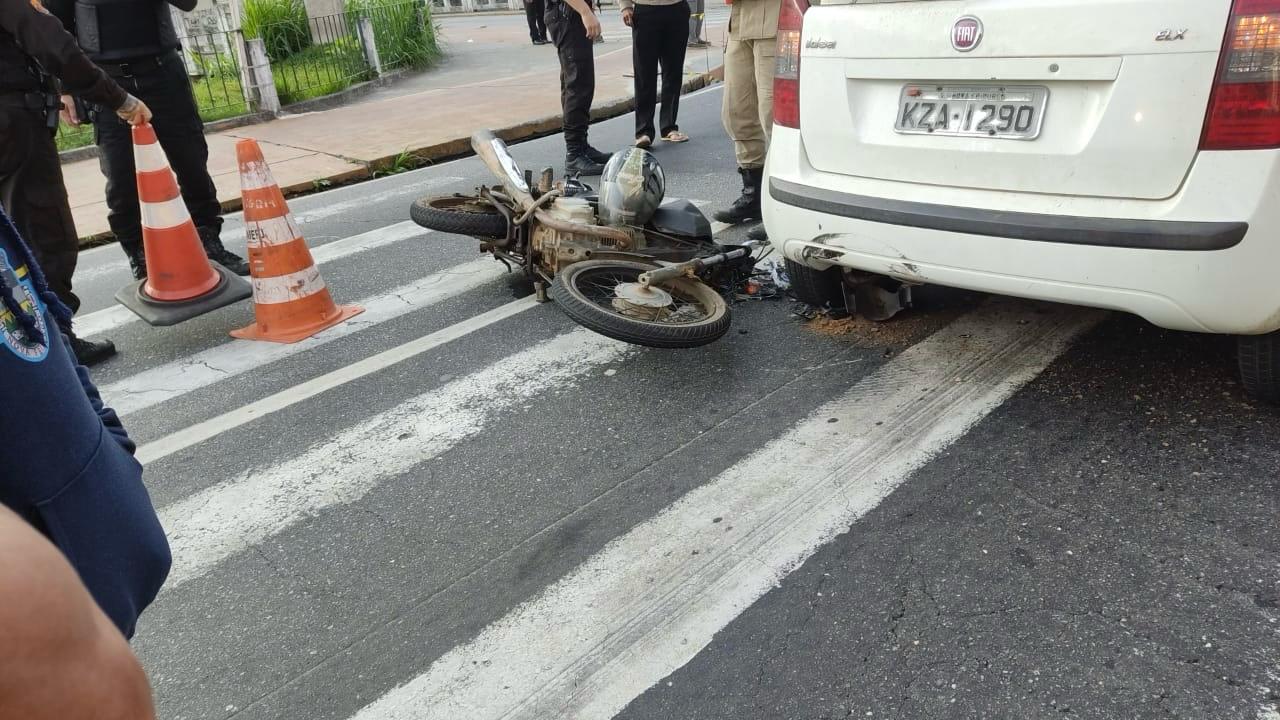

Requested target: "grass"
[
  {"left": 242, "top": 0, "right": 312, "bottom": 62},
  {"left": 272, "top": 40, "right": 372, "bottom": 104}
]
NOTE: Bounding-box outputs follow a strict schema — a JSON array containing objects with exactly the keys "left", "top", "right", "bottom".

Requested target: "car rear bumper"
[{"left": 762, "top": 127, "right": 1280, "bottom": 335}]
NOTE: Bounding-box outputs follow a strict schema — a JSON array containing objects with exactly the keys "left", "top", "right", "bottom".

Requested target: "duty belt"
[
  {"left": 97, "top": 51, "right": 174, "bottom": 77},
  {"left": 0, "top": 91, "right": 60, "bottom": 128}
]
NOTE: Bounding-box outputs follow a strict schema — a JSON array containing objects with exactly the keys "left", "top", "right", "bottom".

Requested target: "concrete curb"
[{"left": 76, "top": 68, "right": 719, "bottom": 245}]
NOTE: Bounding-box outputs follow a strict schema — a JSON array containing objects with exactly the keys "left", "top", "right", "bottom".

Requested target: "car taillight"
[
  {"left": 773, "top": 0, "right": 809, "bottom": 129},
  {"left": 1202, "top": 0, "right": 1280, "bottom": 150}
]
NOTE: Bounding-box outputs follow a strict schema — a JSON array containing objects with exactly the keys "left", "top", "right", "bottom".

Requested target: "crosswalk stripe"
[
  {"left": 75, "top": 221, "right": 429, "bottom": 338},
  {"left": 102, "top": 255, "right": 508, "bottom": 417},
  {"left": 346, "top": 301, "right": 1104, "bottom": 720},
  {"left": 158, "top": 328, "right": 635, "bottom": 588},
  {"left": 135, "top": 296, "right": 539, "bottom": 466}
]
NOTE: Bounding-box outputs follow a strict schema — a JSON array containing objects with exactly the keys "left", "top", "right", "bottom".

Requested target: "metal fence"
[
  {"left": 267, "top": 13, "right": 372, "bottom": 106},
  {"left": 55, "top": 28, "right": 251, "bottom": 153},
  {"left": 56, "top": 2, "right": 432, "bottom": 153}
]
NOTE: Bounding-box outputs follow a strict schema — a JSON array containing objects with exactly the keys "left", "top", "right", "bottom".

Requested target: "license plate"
[{"left": 894, "top": 85, "right": 1049, "bottom": 140}]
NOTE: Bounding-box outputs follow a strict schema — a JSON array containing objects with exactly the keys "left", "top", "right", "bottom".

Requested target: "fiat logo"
[{"left": 952, "top": 16, "right": 983, "bottom": 52}]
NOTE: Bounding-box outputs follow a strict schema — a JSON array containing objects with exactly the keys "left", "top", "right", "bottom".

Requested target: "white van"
[{"left": 762, "top": 0, "right": 1280, "bottom": 402}]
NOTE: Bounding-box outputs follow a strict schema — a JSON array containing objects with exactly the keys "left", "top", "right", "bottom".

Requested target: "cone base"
[
  {"left": 230, "top": 304, "right": 364, "bottom": 344},
  {"left": 114, "top": 264, "right": 253, "bottom": 327}
]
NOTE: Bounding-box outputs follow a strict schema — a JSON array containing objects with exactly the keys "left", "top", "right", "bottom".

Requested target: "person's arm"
[
  {"left": 0, "top": 0, "right": 127, "bottom": 110},
  {"left": 563, "top": 0, "right": 602, "bottom": 38},
  {"left": 620, "top": 0, "right": 634, "bottom": 25},
  {"left": 0, "top": 505, "right": 158, "bottom": 720},
  {"left": 61, "top": 331, "right": 137, "bottom": 454}
]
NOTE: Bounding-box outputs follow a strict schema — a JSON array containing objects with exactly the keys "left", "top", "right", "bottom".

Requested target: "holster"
[{"left": 74, "top": 96, "right": 99, "bottom": 125}]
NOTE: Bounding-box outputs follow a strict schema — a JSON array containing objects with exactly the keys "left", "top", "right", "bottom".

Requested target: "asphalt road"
[{"left": 69, "top": 86, "right": 1280, "bottom": 720}]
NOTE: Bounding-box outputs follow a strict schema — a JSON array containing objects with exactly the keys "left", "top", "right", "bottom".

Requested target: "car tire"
[
  {"left": 784, "top": 259, "right": 844, "bottom": 309},
  {"left": 1238, "top": 332, "right": 1280, "bottom": 405}
]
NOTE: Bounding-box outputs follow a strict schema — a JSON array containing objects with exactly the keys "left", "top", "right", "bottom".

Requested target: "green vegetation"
[
  {"left": 347, "top": 0, "right": 441, "bottom": 69},
  {"left": 242, "top": 0, "right": 313, "bottom": 62},
  {"left": 273, "top": 39, "right": 371, "bottom": 104}
]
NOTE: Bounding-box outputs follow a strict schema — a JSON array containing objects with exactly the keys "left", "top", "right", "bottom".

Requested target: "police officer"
[
  {"left": 712, "top": 0, "right": 780, "bottom": 231},
  {"left": 0, "top": 0, "right": 150, "bottom": 365},
  {"left": 525, "top": 0, "right": 548, "bottom": 45},
  {"left": 0, "top": 205, "right": 171, "bottom": 640},
  {"left": 47, "top": 0, "right": 249, "bottom": 280},
  {"left": 546, "top": 0, "right": 613, "bottom": 176}
]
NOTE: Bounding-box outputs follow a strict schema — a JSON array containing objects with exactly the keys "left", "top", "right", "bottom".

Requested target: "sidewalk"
[{"left": 64, "top": 11, "right": 728, "bottom": 241}]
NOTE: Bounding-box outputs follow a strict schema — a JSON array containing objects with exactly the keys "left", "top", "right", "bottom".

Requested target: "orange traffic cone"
[
  {"left": 114, "top": 123, "right": 251, "bottom": 326},
  {"left": 231, "top": 139, "right": 362, "bottom": 343}
]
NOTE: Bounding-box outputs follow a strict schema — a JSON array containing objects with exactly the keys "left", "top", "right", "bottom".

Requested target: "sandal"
[
  {"left": 635, "top": 135, "right": 653, "bottom": 149},
  {"left": 662, "top": 131, "right": 690, "bottom": 143}
]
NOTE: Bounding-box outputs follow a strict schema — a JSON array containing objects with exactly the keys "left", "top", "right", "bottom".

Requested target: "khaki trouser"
[{"left": 721, "top": 36, "right": 775, "bottom": 169}]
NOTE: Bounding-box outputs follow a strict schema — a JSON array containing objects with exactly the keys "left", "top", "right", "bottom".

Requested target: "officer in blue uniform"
[{"left": 0, "top": 206, "right": 170, "bottom": 639}]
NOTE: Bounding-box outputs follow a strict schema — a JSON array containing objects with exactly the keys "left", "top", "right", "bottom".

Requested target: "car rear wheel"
[
  {"left": 1238, "top": 332, "right": 1280, "bottom": 405},
  {"left": 784, "top": 259, "right": 844, "bottom": 309}
]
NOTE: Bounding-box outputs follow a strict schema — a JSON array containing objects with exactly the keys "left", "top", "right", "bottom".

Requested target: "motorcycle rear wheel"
[
  {"left": 410, "top": 195, "right": 508, "bottom": 239},
  {"left": 551, "top": 260, "right": 732, "bottom": 349}
]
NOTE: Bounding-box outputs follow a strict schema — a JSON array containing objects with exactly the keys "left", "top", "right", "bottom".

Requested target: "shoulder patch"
[{"left": 0, "top": 249, "right": 50, "bottom": 363}]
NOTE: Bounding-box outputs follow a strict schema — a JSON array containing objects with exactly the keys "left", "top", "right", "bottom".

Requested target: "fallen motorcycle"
[{"left": 410, "top": 130, "right": 756, "bottom": 348}]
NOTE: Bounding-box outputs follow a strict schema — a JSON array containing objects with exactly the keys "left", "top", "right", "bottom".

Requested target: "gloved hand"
[{"left": 115, "top": 94, "right": 152, "bottom": 126}]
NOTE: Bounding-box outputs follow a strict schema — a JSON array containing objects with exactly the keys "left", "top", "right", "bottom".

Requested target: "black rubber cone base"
[{"left": 114, "top": 263, "right": 253, "bottom": 327}]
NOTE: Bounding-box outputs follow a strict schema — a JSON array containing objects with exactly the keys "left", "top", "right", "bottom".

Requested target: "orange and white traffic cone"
[
  {"left": 114, "top": 123, "right": 252, "bottom": 326},
  {"left": 231, "top": 139, "right": 362, "bottom": 343}
]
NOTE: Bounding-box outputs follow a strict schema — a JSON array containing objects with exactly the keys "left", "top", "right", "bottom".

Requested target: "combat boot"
[
  {"left": 198, "top": 228, "right": 250, "bottom": 276},
  {"left": 566, "top": 153, "right": 606, "bottom": 177},
  {"left": 121, "top": 241, "right": 148, "bottom": 280},
  {"left": 69, "top": 331, "right": 117, "bottom": 366},
  {"left": 584, "top": 144, "right": 613, "bottom": 165},
  {"left": 713, "top": 167, "right": 763, "bottom": 225}
]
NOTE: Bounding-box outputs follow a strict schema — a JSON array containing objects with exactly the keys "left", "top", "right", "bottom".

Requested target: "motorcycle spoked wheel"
[
  {"left": 550, "top": 260, "right": 732, "bottom": 349},
  {"left": 410, "top": 195, "right": 508, "bottom": 239}
]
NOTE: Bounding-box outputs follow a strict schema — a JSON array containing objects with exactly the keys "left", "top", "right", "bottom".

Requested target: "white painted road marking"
[
  {"left": 102, "top": 255, "right": 508, "bottom": 417},
  {"left": 158, "top": 328, "right": 635, "bottom": 588},
  {"left": 346, "top": 301, "right": 1103, "bottom": 720},
  {"left": 75, "top": 220, "right": 429, "bottom": 338},
  {"left": 136, "top": 296, "right": 538, "bottom": 466}
]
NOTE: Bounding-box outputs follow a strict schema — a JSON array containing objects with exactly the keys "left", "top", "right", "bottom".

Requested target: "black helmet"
[{"left": 597, "top": 148, "right": 666, "bottom": 227}]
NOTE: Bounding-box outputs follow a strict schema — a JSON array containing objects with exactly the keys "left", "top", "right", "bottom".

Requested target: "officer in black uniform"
[
  {"left": 47, "top": 0, "right": 249, "bottom": 280},
  {"left": 546, "top": 0, "right": 612, "bottom": 176},
  {"left": 0, "top": 0, "right": 150, "bottom": 365}
]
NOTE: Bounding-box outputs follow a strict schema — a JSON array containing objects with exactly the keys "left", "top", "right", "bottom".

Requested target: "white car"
[{"left": 762, "top": 0, "right": 1280, "bottom": 402}]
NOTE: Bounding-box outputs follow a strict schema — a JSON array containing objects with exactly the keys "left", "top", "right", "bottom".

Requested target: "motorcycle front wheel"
[{"left": 550, "top": 260, "right": 731, "bottom": 349}]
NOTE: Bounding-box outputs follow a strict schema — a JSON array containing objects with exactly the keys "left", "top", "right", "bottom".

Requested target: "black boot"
[
  {"left": 198, "top": 228, "right": 250, "bottom": 276},
  {"left": 120, "top": 240, "right": 147, "bottom": 278},
  {"left": 713, "top": 167, "right": 763, "bottom": 224},
  {"left": 69, "top": 331, "right": 117, "bottom": 366},
  {"left": 584, "top": 144, "right": 613, "bottom": 165},
  {"left": 746, "top": 223, "right": 768, "bottom": 242},
  {"left": 566, "top": 153, "right": 606, "bottom": 177}
]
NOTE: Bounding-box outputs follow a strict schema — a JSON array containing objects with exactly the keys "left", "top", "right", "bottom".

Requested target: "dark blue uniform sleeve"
[{"left": 61, "top": 331, "right": 136, "bottom": 456}]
